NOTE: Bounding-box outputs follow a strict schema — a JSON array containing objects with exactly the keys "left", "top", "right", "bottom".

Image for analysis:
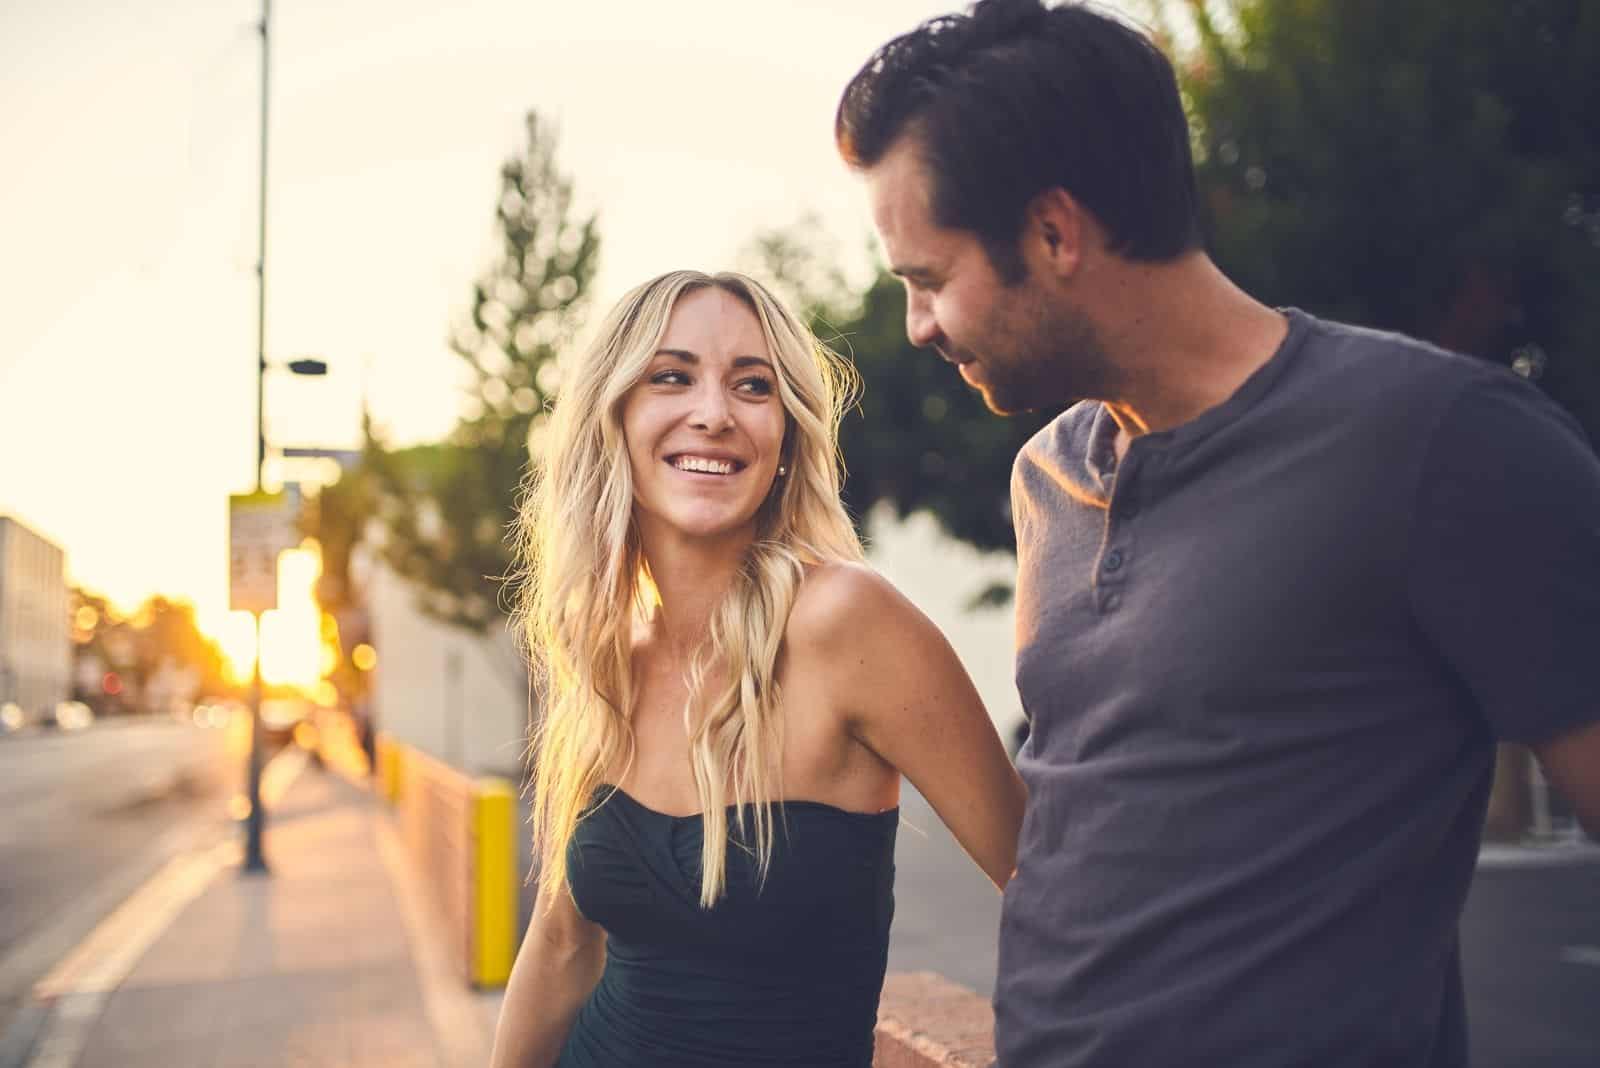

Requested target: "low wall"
[
  {"left": 376, "top": 732, "right": 518, "bottom": 988},
  {"left": 874, "top": 971, "right": 996, "bottom": 1067}
]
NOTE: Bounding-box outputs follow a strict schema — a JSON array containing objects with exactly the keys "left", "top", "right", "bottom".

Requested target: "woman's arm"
[
  {"left": 488, "top": 878, "right": 606, "bottom": 1068},
  {"left": 794, "top": 563, "right": 1028, "bottom": 890}
]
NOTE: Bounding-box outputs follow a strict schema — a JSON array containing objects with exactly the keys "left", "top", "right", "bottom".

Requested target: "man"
[{"left": 836, "top": 1, "right": 1600, "bottom": 1064}]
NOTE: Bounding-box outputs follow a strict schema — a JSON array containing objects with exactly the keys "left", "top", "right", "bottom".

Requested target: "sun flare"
[{"left": 211, "top": 542, "right": 325, "bottom": 688}]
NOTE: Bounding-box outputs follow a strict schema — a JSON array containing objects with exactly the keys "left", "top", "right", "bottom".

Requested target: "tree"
[
  {"left": 363, "top": 111, "right": 601, "bottom": 631},
  {"left": 1172, "top": 0, "right": 1600, "bottom": 431},
  {"left": 70, "top": 589, "right": 233, "bottom": 714}
]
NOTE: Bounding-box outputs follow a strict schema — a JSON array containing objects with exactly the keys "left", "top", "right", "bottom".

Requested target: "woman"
[{"left": 490, "top": 270, "right": 1025, "bottom": 1068}]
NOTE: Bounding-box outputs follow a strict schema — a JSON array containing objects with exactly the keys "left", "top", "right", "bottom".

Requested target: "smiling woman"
[{"left": 489, "top": 270, "right": 1026, "bottom": 1068}]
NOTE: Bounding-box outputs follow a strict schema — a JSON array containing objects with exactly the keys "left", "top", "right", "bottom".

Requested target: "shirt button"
[
  {"left": 1102, "top": 592, "right": 1122, "bottom": 612},
  {"left": 1104, "top": 549, "right": 1125, "bottom": 572}
]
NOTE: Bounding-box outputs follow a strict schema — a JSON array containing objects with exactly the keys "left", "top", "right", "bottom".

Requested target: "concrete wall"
[{"left": 357, "top": 546, "right": 531, "bottom": 779}]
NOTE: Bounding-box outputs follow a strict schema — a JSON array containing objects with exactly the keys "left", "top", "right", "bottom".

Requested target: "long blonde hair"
[{"left": 512, "top": 270, "right": 864, "bottom": 907}]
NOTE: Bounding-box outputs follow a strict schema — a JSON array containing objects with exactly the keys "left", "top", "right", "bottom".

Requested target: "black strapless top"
[{"left": 556, "top": 785, "right": 898, "bottom": 1068}]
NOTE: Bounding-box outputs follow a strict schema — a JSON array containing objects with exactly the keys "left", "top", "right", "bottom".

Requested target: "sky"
[{"left": 0, "top": 0, "right": 1151, "bottom": 641}]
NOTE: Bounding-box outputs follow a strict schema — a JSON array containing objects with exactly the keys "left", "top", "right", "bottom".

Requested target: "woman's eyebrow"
[{"left": 654, "top": 348, "right": 773, "bottom": 372}]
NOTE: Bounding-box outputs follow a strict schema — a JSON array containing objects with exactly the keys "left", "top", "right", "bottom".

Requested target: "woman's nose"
[{"left": 688, "top": 383, "right": 733, "bottom": 432}]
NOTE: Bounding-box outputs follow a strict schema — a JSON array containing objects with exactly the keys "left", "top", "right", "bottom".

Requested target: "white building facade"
[{"left": 0, "top": 516, "right": 71, "bottom": 721}]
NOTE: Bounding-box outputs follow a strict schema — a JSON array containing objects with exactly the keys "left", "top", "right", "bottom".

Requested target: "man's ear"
[{"left": 1026, "top": 187, "right": 1087, "bottom": 279}]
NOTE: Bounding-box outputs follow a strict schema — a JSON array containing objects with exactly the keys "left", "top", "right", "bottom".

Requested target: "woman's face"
[{"left": 620, "top": 286, "right": 788, "bottom": 548}]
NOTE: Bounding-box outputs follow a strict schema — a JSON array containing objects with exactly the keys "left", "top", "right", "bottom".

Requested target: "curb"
[{"left": 1477, "top": 837, "right": 1600, "bottom": 870}]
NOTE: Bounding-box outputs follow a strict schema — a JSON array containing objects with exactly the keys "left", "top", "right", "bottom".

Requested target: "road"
[
  {"left": 887, "top": 785, "right": 1600, "bottom": 1067},
  {"left": 0, "top": 720, "right": 235, "bottom": 1046}
]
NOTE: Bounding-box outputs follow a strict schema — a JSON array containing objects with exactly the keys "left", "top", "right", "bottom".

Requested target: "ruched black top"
[{"left": 555, "top": 785, "right": 898, "bottom": 1068}]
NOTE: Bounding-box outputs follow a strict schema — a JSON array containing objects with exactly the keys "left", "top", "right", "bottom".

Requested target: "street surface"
[
  {"left": 0, "top": 720, "right": 234, "bottom": 1046},
  {"left": 888, "top": 784, "right": 1600, "bottom": 1067}
]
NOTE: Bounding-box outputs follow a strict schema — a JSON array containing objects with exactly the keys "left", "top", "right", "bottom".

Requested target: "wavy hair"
[{"left": 512, "top": 270, "right": 864, "bottom": 908}]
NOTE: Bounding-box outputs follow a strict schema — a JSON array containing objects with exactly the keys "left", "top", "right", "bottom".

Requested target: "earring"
[{"left": 777, "top": 465, "right": 788, "bottom": 477}]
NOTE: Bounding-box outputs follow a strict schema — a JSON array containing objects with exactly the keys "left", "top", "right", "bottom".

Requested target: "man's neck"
[{"left": 1094, "top": 253, "right": 1288, "bottom": 453}]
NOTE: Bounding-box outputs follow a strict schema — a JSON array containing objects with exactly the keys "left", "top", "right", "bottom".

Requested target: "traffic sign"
[{"left": 229, "top": 492, "right": 295, "bottom": 613}]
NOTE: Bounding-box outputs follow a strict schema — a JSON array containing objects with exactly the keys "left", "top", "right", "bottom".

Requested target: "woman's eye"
[
  {"left": 736, "top": 377, "right": 774, "bottom": 396},
  {"left": 651, "top": 370, "right": 689, "bottom": 386}
]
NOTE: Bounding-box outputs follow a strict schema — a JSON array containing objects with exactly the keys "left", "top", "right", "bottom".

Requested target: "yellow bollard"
[
  {"left": 377, "top": 735, "right": 405, "bottom": 803},
  {"left": 472, "top": 778, "right": 517, "bottom": 987}
]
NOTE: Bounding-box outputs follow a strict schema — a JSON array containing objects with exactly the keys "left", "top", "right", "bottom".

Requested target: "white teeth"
[{"left": 672, "top": 455, "right": 735, "bottom": 475}]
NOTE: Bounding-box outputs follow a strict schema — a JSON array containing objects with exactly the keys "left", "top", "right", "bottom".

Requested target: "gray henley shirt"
[{"left": 998, "top": 309, "right": 1600, "bottom": 1066}]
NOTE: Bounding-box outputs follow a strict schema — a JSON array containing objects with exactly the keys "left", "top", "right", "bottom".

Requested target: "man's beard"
[{"left": 973, "top": 299, "right": 1114, "bottom": 416}]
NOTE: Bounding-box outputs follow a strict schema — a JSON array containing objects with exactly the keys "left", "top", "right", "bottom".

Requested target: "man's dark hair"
[{"left": 836, "top": 0, "right": 1201, "bottom": 279}]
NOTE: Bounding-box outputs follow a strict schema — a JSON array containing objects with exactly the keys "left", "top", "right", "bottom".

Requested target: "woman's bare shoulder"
[{"left": 786, "top": 560, "right": 922, "bottom": 657}]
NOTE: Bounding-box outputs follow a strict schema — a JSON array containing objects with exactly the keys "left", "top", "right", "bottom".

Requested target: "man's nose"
[{"left": 905, "top": 291, "right": 940, "bottom": 349}]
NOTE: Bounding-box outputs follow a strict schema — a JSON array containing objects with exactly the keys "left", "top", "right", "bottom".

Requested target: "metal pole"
[
  {"left": 243, "top": 0, "right": 272, "bottom": 875},
  {"left": 256, "top": 0, "right": 271, "bottom": 488},
  {"left": 244, "top": 612, "right": 268, "bottom": 872}
]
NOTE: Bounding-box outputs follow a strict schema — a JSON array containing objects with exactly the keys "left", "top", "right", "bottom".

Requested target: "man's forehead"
[
  {"left": 865, "top": 144, "right": 939, "bottom": 258},
  {"left": 867, "top": 137, "right": 935, "bottom": 215}
]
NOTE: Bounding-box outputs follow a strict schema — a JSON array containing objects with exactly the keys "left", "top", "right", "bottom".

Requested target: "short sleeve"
[{"left": 1409, "top": 369, "right": 1600, "bottom": 744}]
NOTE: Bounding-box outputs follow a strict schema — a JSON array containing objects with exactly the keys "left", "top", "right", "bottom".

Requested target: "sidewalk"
[{"left": 18, "top": 756, "right": 502, "bottom": 1068}]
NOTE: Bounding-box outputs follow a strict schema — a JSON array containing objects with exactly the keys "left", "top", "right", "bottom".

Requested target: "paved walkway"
[{"left": 18, "top": 758, "right": 501, "bottom": 1068}]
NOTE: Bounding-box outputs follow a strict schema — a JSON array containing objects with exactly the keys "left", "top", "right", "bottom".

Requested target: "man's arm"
[{"left": 1533, "top": 720, "right": 1600, "bottom": 838}]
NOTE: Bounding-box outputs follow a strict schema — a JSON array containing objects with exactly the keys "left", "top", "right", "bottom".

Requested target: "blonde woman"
[{"left": 489, "top": 270, "right": 1025, "bottom": 1068}]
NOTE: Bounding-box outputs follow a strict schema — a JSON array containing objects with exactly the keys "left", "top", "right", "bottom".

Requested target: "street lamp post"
[
  {"left": 242, "top": 0, "right": 274, "bottom": 877},
  {"left": 241, "top": 0, "right": 331, "bottom": 875}
]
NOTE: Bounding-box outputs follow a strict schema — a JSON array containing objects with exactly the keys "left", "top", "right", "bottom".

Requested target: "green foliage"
[
  {"left": 1182, "top": 0, "right": 1600, "bottom": 432},
  {"left": 360, "top": 111, "right": 600, "bottom": 631}
]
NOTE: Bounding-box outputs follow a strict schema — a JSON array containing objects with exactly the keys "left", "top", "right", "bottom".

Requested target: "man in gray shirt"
[{"left": 835, "top": 1, "right": 1600, "bottom": 1064}]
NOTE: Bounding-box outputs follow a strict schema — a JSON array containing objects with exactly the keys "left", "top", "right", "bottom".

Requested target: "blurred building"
[{"left": 0, "top": 515, "right": 71, "bottom": 722}]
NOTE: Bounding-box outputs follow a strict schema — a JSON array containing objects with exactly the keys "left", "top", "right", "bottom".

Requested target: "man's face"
[{"left": 864, "top": 135, "right": 1102, "bottom": 415}]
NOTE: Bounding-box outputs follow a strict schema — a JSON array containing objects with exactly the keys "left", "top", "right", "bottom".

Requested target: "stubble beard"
[{"left": 978, "top": 294, "right": 1115, "bottom": 417}]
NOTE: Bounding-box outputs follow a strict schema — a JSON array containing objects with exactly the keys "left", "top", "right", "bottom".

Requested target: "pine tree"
[{"left": 364, "top": 111, "right": 600, "bottom": 631}]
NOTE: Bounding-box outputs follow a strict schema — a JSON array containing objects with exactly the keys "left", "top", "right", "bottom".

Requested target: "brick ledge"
[{"left": 874, "top": 971, "right": 995, "bottom": 1067}]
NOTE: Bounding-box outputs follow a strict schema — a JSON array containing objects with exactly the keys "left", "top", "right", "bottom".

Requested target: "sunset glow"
[{"left": 213, "top": 542, "right": 326, "bottom": 688}]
